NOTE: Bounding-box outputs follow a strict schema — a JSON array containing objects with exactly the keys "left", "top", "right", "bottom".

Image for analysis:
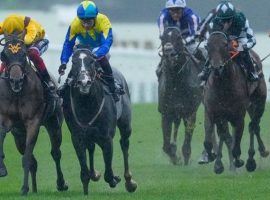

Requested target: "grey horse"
[{"left": 61, "top": 48, "right": 137, "bottom": 195}]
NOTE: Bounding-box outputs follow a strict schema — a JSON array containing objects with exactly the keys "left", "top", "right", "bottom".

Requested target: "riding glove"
[{"left": 58, "top": 63, "right": 66, "bottom": 75}]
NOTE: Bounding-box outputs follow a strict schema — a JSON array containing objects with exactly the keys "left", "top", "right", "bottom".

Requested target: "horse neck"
[
  {"left": 163, "top": 54, "right": 193, "bottom": 88},
  {"left": 209, "top": 61, "right": 246, "bottom": 95},
  {"left": 72, "top": 81, "right": 104, "bottom": 121}
]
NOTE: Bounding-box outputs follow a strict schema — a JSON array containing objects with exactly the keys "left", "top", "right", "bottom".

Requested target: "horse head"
[
  {"left": 161, "top": 27, "right": 186, "bottom": 66},
  {"left": 207, "top": 31, "right": 232, "bottom": 76},
  {"left": 0, "top": 34, "right": 28, "bottom": 93},
  {"left": 71, "top": 46, "right": 98, "bottom": 95}
]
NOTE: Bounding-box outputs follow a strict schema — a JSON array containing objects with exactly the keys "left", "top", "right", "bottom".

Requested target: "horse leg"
[
  {"left": 21, "top": 118, "right": 40, "bottom": 196},
  {"left": 248, "top": 98, "right": 269, "bottom": 158},
  {"left": 171, "top": 117, "right": 181, "bottom": 165},
  {"left": 88, "top": 143, "right": 101, "bottom": 182},
  {"left": 44, "top": 116, "right": 68, "bottom": 192},
  {"left": 214, "top": 121, "right": 227, "bottom": 174},
  {"left": 118, "top": 123, "right": 137, "bottom": 193},
  {"left": 182, "top": 113, "right": 196, "bottom": 165},
  {"left": 30, "top": 155, "right": 38, "bottom": 193},
  {"left": 99, "top": 137, "right": 121, "bottom": 188},
  {"left": 0, "top": 131, "right": 7, "bottom": 177},
  {"left": 71, "top": 134, "right": 90, "bottom": 195},
  {"left": 11, "top": 129, "right": 37, "bottom": 193},
  {"left": 231, "top": 119, "right": 245, "bottom": 168},
  {"left": 203, "top": 111, "right": 216, "bottom": 163},
  {"left": 223, "top": 123, "right": 234, "bottom": 171},
  {"left": 161, "top": 113, "right": 176, "bottom": 161}
]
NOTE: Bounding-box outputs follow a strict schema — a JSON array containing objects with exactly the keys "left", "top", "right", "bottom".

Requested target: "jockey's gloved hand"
[{"left": 58, "top": 63, "right": 66, "bottom": 75}]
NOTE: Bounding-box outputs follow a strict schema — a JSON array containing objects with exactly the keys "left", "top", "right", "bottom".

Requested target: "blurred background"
[{"left": 1, "top": 0, "right": 270, "bottom": 102}]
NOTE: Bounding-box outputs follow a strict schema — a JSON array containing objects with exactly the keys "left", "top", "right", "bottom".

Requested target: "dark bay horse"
[
  {"left": 62, "top": 48, "right": 137, "bottom": 195},
  {"left": 158, "top": 27, "right": 203, "bottom": 165},
  {"left": 204, "top": 31, "right": 269, "bottom": 174},
  {"left": 0, "top": 35, "right": 67, "bottom": 195}
]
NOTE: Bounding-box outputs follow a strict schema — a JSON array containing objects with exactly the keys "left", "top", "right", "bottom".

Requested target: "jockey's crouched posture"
[
  {"left": 156, "top": 0, "right": 202, "bottom": 77},
  {"left": 58, "top": 1, "right": 119, "bottom": 102},
  {"left": 0, "top": 14, "right": 55, "bottom": 90},
  {"left": 197, "top": 1, "right": 259, "bottom": 82}
]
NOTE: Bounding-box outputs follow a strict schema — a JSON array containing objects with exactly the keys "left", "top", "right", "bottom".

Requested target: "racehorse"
[
  {"left": 158, "top": 27, "right": 203, "bottom": 165},
  {"left": 61, "top": 47, "right": 137, "bottom": 195},
  {"left": 204, "top": 31, "right": 269, "bottom": 174},
  {"left": 0, "top": 35, "right": 68, "bottom": 195}
]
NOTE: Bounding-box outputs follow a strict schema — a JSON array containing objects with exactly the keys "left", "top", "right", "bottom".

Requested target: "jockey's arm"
[
  {"left": 24, "top": 21, "right": 38, "bottom": 45},
  {"left": 184, "top": 12, "right": 200, "bottom": 44},
  {"left": 93, "top": 15, "right": 113, "bottom": 59},
  {"left": 196, "top": 9, "right": 216, "bottom": 39},
  {"left": 244, "top": 19, "right": 256, "bottom": 49},
  {"left": 60, "top": 26, "right": 76, "bottom": 65},
  {"left": 157, "top": 11, "right": 166, "bottom": 38}
]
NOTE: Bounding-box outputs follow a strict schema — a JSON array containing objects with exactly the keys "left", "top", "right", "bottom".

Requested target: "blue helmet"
[{"left": 77, "top": 1, "right": 99, "bottom": 19}]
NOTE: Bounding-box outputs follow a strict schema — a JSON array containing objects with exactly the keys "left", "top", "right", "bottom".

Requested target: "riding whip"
[{"left": 260, "top": 53, "right": 270, "bottom": 63}]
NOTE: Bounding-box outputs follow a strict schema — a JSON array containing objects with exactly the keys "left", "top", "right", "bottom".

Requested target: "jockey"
[
  {"left": 156, "top": 0, "right": 201, "bottom": 76},
  {"left": 0, "top": 14, "right": 55, "bottom": 90},
  {"left": 58, "top": 1, "right": 119, "bottom": 101},
  {"left": 197, "top": 1, "right": 258, "bottom": 82}
]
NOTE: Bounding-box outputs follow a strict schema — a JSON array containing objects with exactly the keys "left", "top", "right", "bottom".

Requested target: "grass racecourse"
[{"left": 1, "top": 103, "right": 270, "bottom": 199}]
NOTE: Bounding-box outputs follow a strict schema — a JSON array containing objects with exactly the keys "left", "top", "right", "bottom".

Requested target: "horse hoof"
[
  {"left": 234, "top": 159, "right": 244, "bottom": 168},
  {"left": 0, "top": 167, "right": 7, "bottom": 177},
  {"left": 57, "top": 182, "right": 69, "bottom": 192},
  {"left": 246, "top": 158, "right": 257, "bottom": 172},
  {"left": 214, "top": 165, "right": 224, "bottom": 174},
  {"left": 90, "top": 170, "right": 101, "bottom": 182},
  {"left": 125, "top": 179, "right": 137, "bottom": 193},
  {"left": 21, "top": 186, "right": 29, "bottom": 196},
  {"left": 198, "top": 152, "right": 209, "bottom": 165},
  {"left": 260, "top": 150, "right": 270, "bottom": 158},
  {"left": 214, "top": 160, "right": 224, "bottom": 174},
  {"left": 170, "top": 155, "right": 181, "bottom": 165},
  {"left": 109, "top": 176, "right": 121, "bottom": 188}
]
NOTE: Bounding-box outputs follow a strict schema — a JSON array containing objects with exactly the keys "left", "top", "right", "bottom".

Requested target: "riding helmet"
[
  {"left": 77, "top": 1, "right": 99, "bottom": 19},
  {"left": 216, "top": 1, "right": 236, "bottom": 19},
  {"left": 166, "top": 0, "right": 186, "bottom": 8}
]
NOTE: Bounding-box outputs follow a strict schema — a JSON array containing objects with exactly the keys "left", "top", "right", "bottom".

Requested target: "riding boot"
[
  {"left": 98, "top": 57, "right": 119, "bottom": 102},
  {"left": 198, "top": 59, "right": 210, "bottom": 81},
  {"left": 105, "top": 75, "right": 119, "bottom": 102},
  {"left": 241, "top": 51, "right": 259, "bottom": 82},
  {"left": 40, "top": 70, "right": 55, "bottom": 91}
]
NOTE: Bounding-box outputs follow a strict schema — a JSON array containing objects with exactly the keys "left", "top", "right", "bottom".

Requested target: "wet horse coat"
[
  {"left": 0, "top": 36, "right": 67, "bottom": 195},
  {"left": 62, "top": 48, "right": 137, "bottom": 195},
  {"left": 158, "top": 27, "right": 203, "bottom": 164},
  {"left": 204, "top": 31, "right": 268, "bottom": 174}
]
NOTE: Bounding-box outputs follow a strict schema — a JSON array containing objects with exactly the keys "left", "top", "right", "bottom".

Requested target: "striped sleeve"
[
  {"left": 185, "top": 13, "right": 200, "bottom": 43},
  {"left": 244, "top": 19, "right": 256, "bottom": 49},
  {"left": 157, "top": 13, "right": 166, "bottom": 37}
]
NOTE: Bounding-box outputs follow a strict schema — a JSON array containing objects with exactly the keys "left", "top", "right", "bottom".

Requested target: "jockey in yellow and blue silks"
[{"left": 58, "top": 1, "right": 118, "bottom": 101}]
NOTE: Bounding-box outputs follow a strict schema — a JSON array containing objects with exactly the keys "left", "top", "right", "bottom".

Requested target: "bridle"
[{"left": 208, "top": 31, "right": 240, "bottom": 68}]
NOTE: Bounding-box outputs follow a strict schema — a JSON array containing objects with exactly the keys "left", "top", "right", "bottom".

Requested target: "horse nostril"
[
  {"left": 87, "top": 80, "right": 91, "bottom": 85},
  {"left": 77, "top": 80, "right": 82, "bottom": 85}
]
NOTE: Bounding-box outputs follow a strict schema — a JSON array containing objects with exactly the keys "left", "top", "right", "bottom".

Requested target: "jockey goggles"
[
  {"left": 80, "top": 18, "right": 95, "bottom": 27},
  {"left": 169, "top": 7, "right": 183, "bottom": 14}
]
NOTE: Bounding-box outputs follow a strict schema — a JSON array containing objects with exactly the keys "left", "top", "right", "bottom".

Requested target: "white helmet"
[{"left": 166, "top": 0, "right": 186, "bottom": 8}]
